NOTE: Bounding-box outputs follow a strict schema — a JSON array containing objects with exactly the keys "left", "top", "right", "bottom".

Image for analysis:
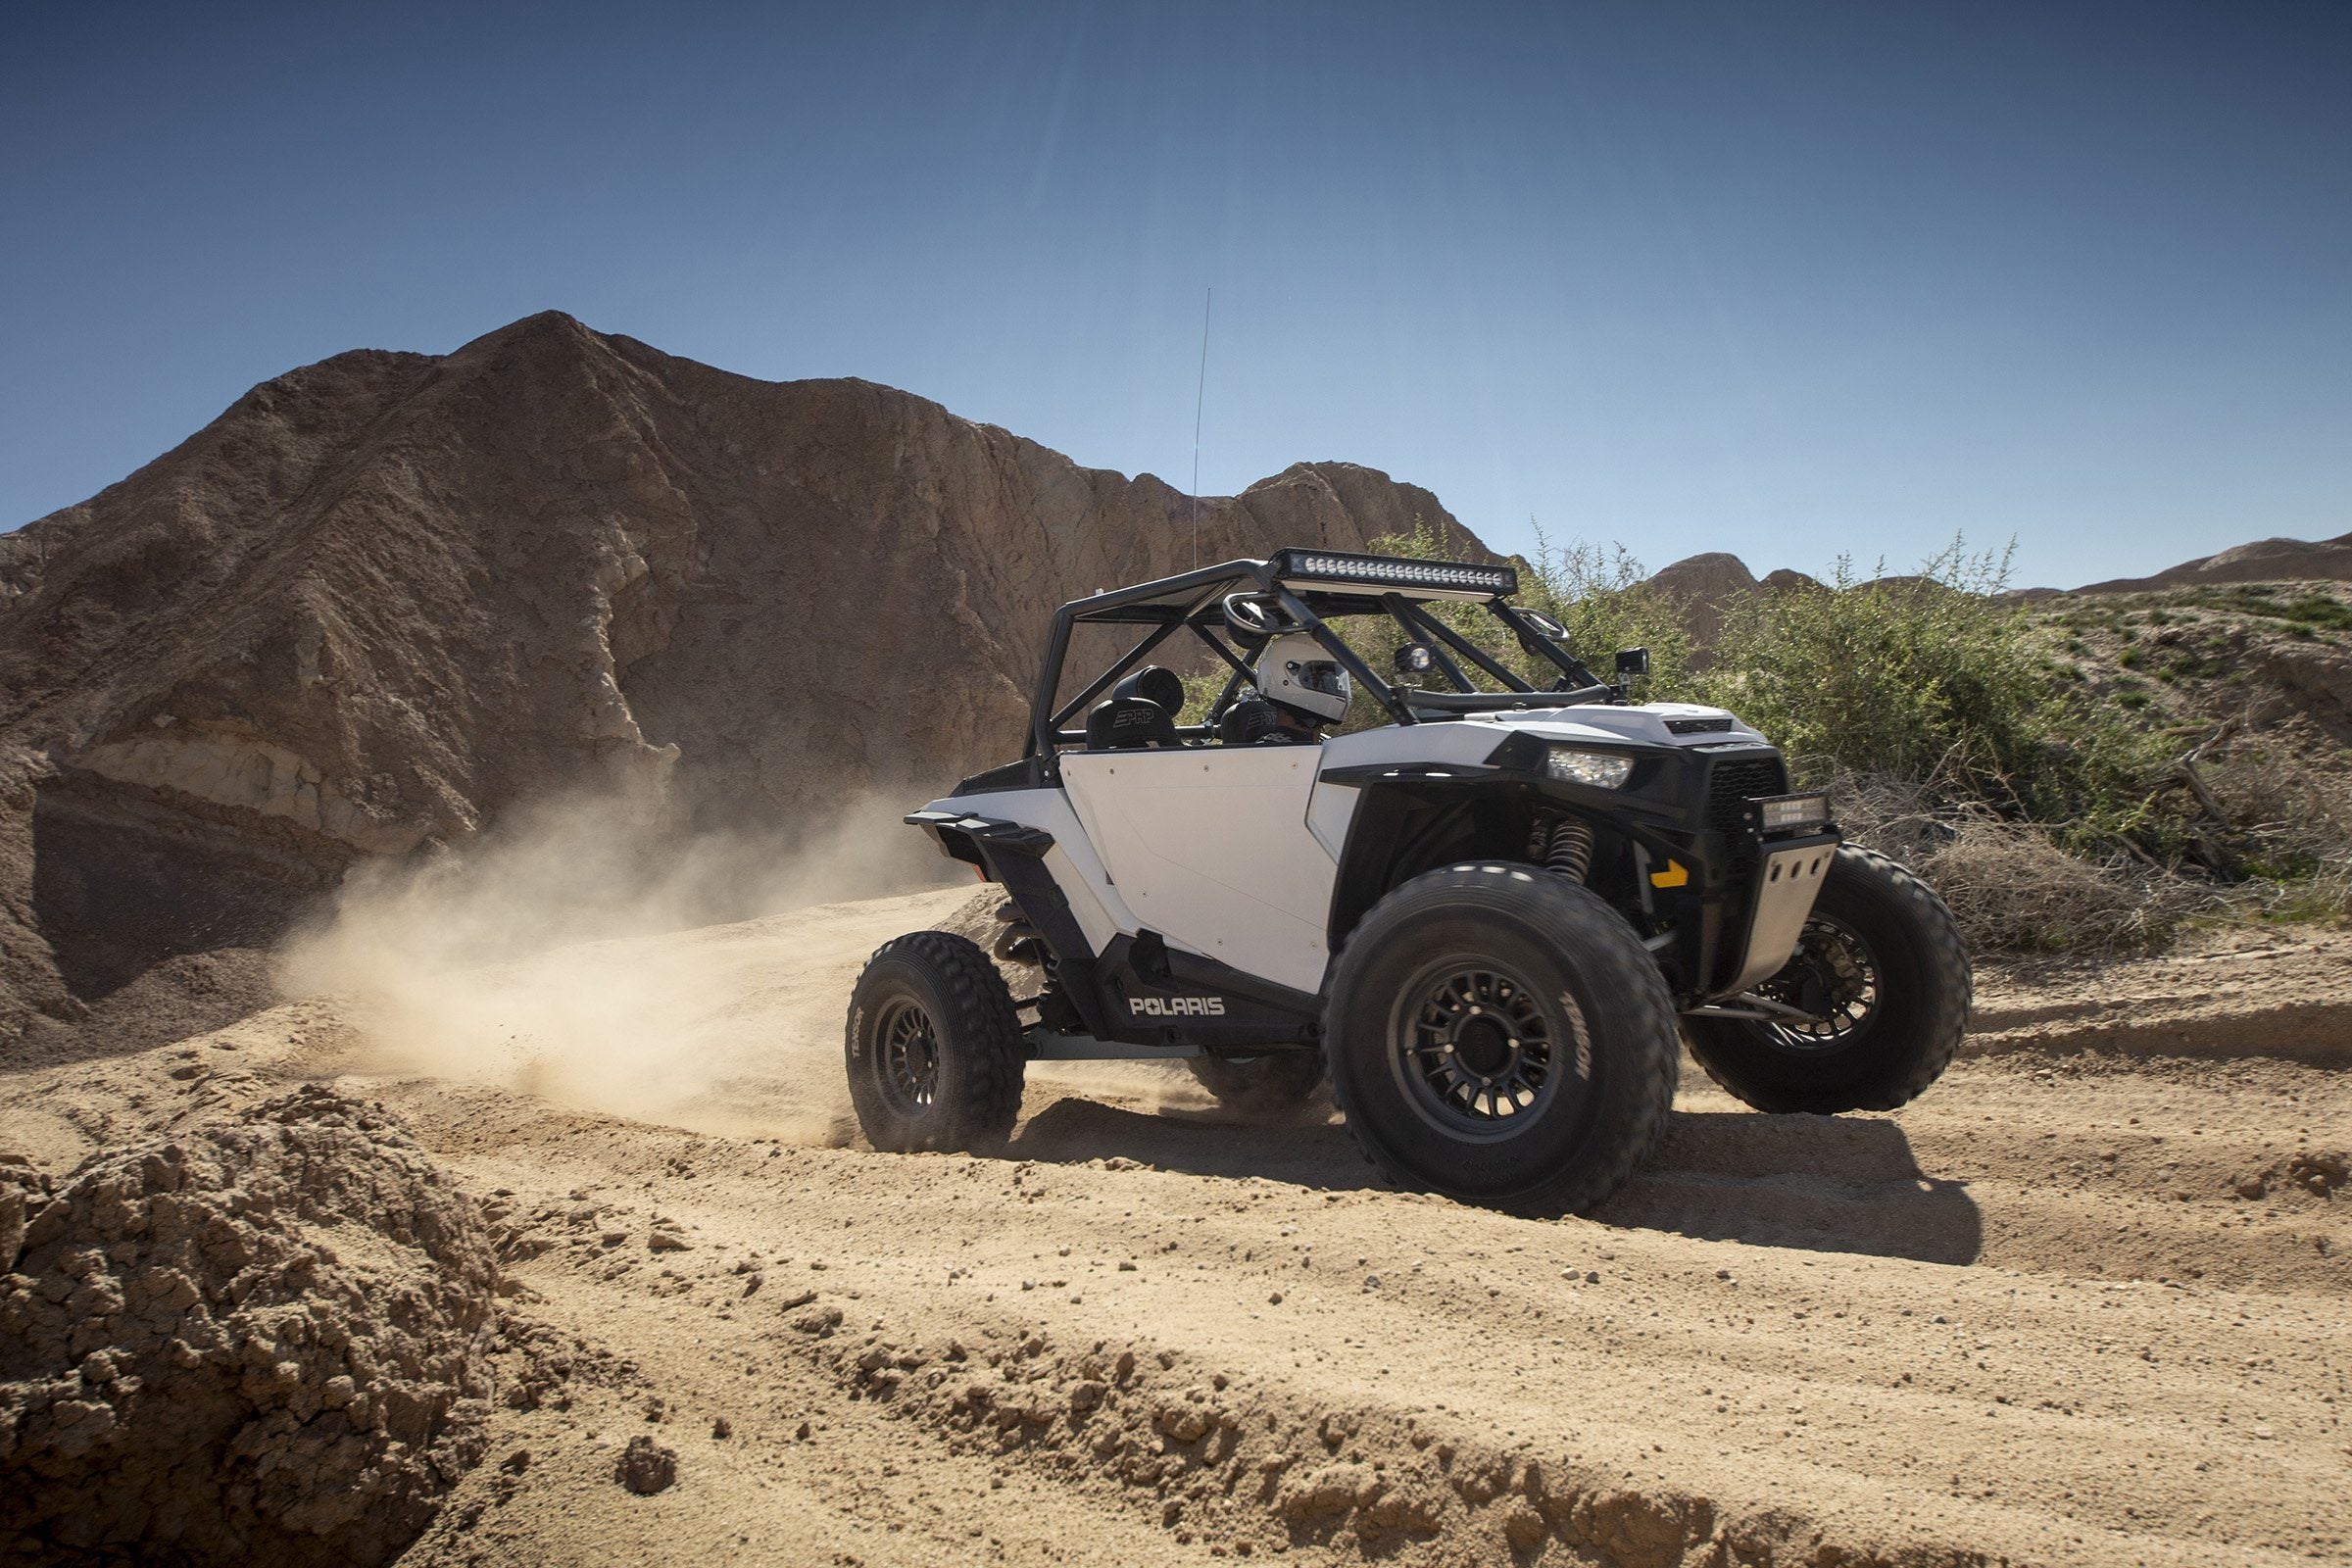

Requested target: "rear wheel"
[
  {"left": 1187, "top": 1051, "right": 1325, "bottom": 1115},
  {"left": 846, "top": 931, "right": 1026, "bottom": 1152},
  {"left": 1684, "top": 845, "right": 1970, "bottom": 1114},
  {"left": 1323, "top": 863, "right": 1680, "bottom": 1216}
]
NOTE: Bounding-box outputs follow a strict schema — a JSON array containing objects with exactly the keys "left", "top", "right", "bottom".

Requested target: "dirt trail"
[{"left": 4, "top": 893, "right": 2348, "bottom": 1566}]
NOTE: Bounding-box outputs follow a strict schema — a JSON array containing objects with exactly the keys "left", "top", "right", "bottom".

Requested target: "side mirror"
[
  {"left": 1614, "top": 647, "right": 1650, "bottom": 678},
  {"left": 1393, "top": 644, "right": 1434, "bottom": 677}
]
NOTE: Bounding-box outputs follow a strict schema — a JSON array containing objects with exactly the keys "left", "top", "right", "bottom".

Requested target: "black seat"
[
  {"left": 1216, "top": 697, "right": 1279, "bottom": 745},
  {"left": 1086, "top": 696, "right": 1179, "bottom": 750}
]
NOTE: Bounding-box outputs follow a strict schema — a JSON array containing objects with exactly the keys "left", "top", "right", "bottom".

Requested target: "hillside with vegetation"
[{"left": 1374, "top": 521, "right": 2352, "bottom": 954}]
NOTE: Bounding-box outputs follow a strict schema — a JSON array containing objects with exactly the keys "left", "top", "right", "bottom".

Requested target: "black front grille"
[{"left": 1705, "top": 755, "right": 1790, "bottom": 879}]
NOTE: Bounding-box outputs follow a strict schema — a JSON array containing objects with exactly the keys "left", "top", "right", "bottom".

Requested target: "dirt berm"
[
  {"left": 0, "top": 1085, "right": 500, "bottom": 1566},
  {"left": 6, "top": 889, "right": 2346, "bottom": 1567}
]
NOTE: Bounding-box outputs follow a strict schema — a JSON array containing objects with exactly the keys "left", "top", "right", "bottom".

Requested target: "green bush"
[
  {"left": 1684, "top": 542, "right": 2184, "bottom": 854},
  {"left": 1360, "top": 526, "right": 2189, "bottom": 861}
]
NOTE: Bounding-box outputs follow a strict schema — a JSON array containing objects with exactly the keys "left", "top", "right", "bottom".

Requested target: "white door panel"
[{"left": 1059, "top": 749, "right": 1335, "bottom": 993}]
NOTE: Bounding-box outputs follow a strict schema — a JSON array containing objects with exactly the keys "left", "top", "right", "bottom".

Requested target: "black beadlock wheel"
[
  {"left": 1322, "top": 862, "right": 1681, "bottom": 1217},
  {"left": 1683, "top": 844, "right": 1971, "bottom": 1115},
  {"left": 1186, "top": 1051, "right": 1326, "bottom": 1115},
  {"left": 846, "top": 931, "right": 1026, "bottom": 1152}
]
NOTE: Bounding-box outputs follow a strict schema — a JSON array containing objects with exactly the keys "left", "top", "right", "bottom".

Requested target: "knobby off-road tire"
[
  {"left": 1186, "top": 1051, "right": 1326, "bottom": 1115},
  {"left": 1684, "top": 844, "right": 1971, "bottom": 1115},
  {"left": 846, "top": 931, "right": 1026, "bottom": 1153},
  {"left": 1323, "top": 863, "right": 1681, "bottom": 1216}
]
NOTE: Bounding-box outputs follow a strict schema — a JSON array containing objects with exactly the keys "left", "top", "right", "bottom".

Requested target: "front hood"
[
  {"left": 1464, "top": 702, "right": 1769, "bottom": 749},
  {"left": 1316, "top": 703, "right": 1773, "bottom": 778}
]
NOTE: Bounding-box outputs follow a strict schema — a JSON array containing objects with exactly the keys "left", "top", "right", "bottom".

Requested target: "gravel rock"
[
  {"left": 0, "top": 1086, "right": 499, "bottom": 1566},
  {"left": 615, "top": 1435, "right": 678, "bottom": 1494}
]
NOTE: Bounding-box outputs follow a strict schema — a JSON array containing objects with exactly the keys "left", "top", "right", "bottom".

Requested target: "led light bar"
[
  {"left": 1271, "top": 548, "right": 1517, "bottom": 600},
  {"left": 1756, "top": 792, "right": 1831, "bottom": 832}
]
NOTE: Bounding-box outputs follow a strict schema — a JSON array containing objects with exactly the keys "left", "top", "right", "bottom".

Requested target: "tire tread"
[
  {"left": 1688, "top": 844, "right": 1971, "bottom": 1114},
  {"left": 846, "top": 930, "right": 1027, "bottom": 1152},
  {"left": 1323, "top": 862, "right": 1681, "bottom": 1215}
]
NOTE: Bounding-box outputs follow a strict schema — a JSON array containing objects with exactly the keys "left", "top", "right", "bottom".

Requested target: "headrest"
[
  {"left": 1111, "top": 664, "right": 1185, "bottom": 716},
  {"left": 1085, "top": 696, "right": 1179, "bottom": 751}
]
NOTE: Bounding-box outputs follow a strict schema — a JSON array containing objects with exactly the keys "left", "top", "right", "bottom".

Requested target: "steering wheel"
[{"left": 1221, "top": 593, "right": 1302, "bottom": 637}]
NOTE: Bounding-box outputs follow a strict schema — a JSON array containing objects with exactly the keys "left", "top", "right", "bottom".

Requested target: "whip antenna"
[{"left": 1191, "top": 287, "right": 1211, "bottom": 569}]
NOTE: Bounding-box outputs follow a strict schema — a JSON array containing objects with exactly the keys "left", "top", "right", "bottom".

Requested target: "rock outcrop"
[{"left": 0, "top": 312, "right": 1481, "bottom": 1042}]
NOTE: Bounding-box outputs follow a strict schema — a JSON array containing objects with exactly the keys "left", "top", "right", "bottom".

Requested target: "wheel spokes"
[
  {"left": 1759, "top": 916, "right": 1881, "bottom": 1046},
  {"left": 880, "top": 1002, "right": 939, "bottom": 1108},
  {"left": 1397, "top": 964, "right": 1558, "bottom": 1127}
]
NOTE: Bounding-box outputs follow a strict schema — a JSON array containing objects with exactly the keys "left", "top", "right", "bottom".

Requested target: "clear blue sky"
[{"left": 4, "top": 2, "right": 2347, "bottom": 588}]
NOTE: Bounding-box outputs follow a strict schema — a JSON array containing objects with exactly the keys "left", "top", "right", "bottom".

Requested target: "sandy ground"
[{"left": 5, "top": 890, "right": 2348, "bottom": 1567}]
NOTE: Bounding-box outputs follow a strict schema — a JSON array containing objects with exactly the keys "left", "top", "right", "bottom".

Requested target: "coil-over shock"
[{"left": 1529, "top": 813, "right": 1595, "bottom": 884}]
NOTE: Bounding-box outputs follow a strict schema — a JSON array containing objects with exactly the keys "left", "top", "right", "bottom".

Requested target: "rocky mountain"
[
  {"left": 2073, "top": 531, "right": 2352, "bottom": 595},
  {"left": 1641, "top": 553, "right": 1758, "bottom": 664},
  {"left": 1638, "top": 526, "right": 2352, "bottom": 645},
  {"left": 0, "top": 312, "right": 1480, "bottom": 1041}
]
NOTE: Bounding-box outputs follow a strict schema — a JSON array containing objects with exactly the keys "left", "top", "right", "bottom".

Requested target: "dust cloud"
[{"left": 278, "top": 787, "right": 967, "bottom": 1139}]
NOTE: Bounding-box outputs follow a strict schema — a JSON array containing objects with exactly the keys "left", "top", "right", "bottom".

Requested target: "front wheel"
[
  {"left": 1684, "top": 845, "right": 1970, "bottom": 1114},
  {"left": 846, "top": 931, "right": 1026, "bottom": 1152},
  {"left": 1323, "top": 863, "right": 1681, "bottom": 1216}
]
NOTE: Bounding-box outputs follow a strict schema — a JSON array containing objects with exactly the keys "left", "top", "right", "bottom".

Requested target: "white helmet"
[{"left": 1256, "top": 632, "right": 1351, "bottom": 723}]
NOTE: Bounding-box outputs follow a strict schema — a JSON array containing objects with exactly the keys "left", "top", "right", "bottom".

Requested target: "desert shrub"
[
  {"left": 1178, "top": 664, "right": 1233, "bottom": 721},
  {"left": 1363, "top": 526, "right": 2189, "bottom": 858},
  {"left": 1511, "top": 527, "right": 1695, "bottom": 692},
  {"left": 1910, "top": 814, "right": 2203, "bottom": 953},
  {"left": 2242, "top": 863, "right": 2352, "bottom": 922},
  {"left": 1807, "top": 768, "right": 2197, "bottom": 952},
  {"left": 1681, "top": 540, "right": 2187, "bottom": 858},
  {"left": 2196, "top": 735, "right": 2352, "bottom": 881}
]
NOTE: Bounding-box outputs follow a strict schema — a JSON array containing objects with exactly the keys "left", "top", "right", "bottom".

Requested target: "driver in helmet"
[{"left": 1253, "top": 632, "right": 1351, "bottom": 742}]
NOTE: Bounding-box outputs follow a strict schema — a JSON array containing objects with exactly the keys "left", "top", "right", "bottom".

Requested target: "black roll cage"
[{"left": 1023, "top": 550, "right": 1616, "bottom": 772}]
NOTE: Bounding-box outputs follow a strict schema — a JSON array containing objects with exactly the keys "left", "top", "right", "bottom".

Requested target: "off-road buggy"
[{"left": 847, "top": 548, "right": 1970, "bottom": 1214}]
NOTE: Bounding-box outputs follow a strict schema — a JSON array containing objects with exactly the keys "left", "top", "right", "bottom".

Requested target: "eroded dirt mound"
[
  {"left": 0, "top": 310, "right": 1488, "bottom": 1048},
  {"left": 0, "top": 1085, "right": 499, "bottom": 1567}
]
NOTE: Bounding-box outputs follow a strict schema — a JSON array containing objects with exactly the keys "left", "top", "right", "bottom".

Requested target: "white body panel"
[
  {"left": 921, "top": 787, "right": 1140, "bottom": 955},
  {"left": 1305, "top": 780, "right": 1361, "bottom": 859},
  {"left": 1059, "top": 748, "right": 1334, "bottom": 992},
  {"left": 927, "top": 702, "right": 1763, "bottom": 995}
]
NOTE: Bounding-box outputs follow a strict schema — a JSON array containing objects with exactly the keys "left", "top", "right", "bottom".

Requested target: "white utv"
[{"left": 848, "top": 548, "right": 1970, "bottom": 1215}]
